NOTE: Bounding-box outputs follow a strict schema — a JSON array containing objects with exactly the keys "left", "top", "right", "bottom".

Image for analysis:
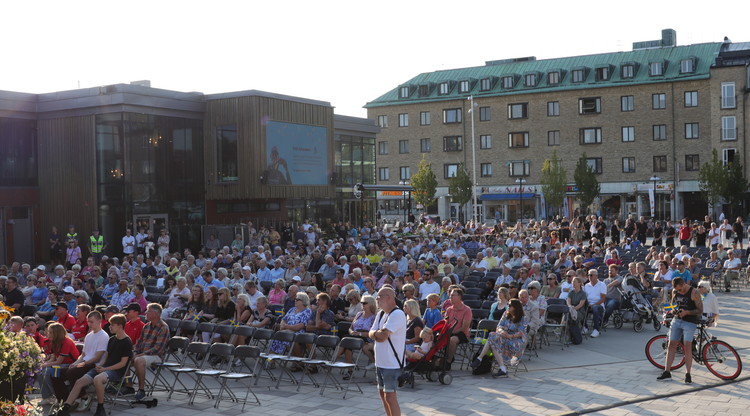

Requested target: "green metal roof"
[{"left": 365, "top": 43, "right": 723, "bottom": 108}]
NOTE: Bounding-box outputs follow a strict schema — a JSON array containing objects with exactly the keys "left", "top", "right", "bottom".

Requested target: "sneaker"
[
  {"left": 685, "top": 373, "right": 692, "bottom": 384},
  {"left": 581, "top": 327, "right": 588, "bottom": 335},
  {"left": 491, "top": 368, "right": 507, "bottom": 378},
  {"left": 590, "top": 329, "right": 600, "bottom": 338},
  {"left": 470, "top": 358, "right": 482, "bottom": 369},
  {"left": 134, "top": 390, "right": 146, "bottom": 401},
  {"left": 93, "top": 404, "right": 107, "bottom": 416},
  {"left": 79, "top": 395, "right": 94, "bottom": 411},
  {"left": 365, "top": 363, "right": 376, "bottom": 370},
  {"left": 656, "top": 370, "right": 671, "bottom": 381}
]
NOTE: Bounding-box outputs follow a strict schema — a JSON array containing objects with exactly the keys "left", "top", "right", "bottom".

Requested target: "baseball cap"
[
  {"left": 292, "top": 276, "right": 302, "bottom": 282},
  {"left": 55, "top": 302, "right": 68, "bottom": 310},
  {"left": 63, "top": 286, "right": 75, "bottom": 294},
  {"left": 105, "top": 305, "right": 120, "bottom": 314},
  {"left": 37, "top": 265, "right": 46, "bottom": 271},
  {"left": 242, "top": 266, "right": 251, "bottom": 271},
  {"left": 123, "top": 303, "right": 142, "bottom": 313}
]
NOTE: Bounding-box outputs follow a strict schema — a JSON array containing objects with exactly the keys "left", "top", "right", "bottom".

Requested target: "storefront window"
[
  {"left": 0, "top": 118, "right": 37, "bottom": 186},
  {"left": 216, "top": 124, "right": 238, "bottom": 182}
]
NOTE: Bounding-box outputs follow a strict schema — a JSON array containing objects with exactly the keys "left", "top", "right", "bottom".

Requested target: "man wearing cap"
[
  {"left": 101, "top": 305, "right": 119, "bottom": 335},
  {"left": 61, "top": 286, "right": 77, "bottom": 312},
  {"left": 88, "top": 229, "right": 107, "bottom": 265},
  {"left": 124, "top": 303, "right": 145, "bottom": 344},
  {"left": 110, "top": 280, "right": 134, "bottom": 310},
  {"left": 672, "top": 260, "right": 692, "bottom": 286},
  {"left": 54, "top": 302, "right": 76, "bottom": 332}
]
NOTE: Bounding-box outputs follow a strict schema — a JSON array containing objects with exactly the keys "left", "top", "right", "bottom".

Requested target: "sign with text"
[{"left": 265, "top": 121, "right": 328, "bottom": 185}]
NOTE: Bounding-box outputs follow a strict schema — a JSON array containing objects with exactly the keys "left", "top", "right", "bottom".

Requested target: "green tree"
[
  {"left": 574, "top": 153, "right": 600, "bottom": 214},
  {"left": 541, "top": 149, "right": 567, "bottom": 216},
  {"left": 699, "top": 149, "right": 727, "bottom": 208},
  {"left": 410, "top": 155, "right": 438, "bottom": 208},
  {"left": 449, "top": 164, "right": 473, "bottom": 220},
  {"left": 723, "top": 159, "right": 748, "bottom": 216}
]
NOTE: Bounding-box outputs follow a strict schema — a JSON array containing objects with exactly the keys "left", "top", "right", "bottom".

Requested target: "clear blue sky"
[{"left": 2, "top": 0, "right": 747, "bottom": 118}]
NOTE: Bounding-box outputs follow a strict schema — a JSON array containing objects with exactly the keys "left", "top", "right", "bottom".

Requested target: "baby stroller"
[
  {"left": 612, "top": 274, "right": 661, "bottom": 332},
  {"left": 400, "top": 318, "right": 455, "bottom": 387}
]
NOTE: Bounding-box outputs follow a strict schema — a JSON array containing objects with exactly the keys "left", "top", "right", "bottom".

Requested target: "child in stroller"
[
  {"left": 613, "top": 274, "right": 661, "bottom": 332},
  {"left": 401, "top": 319, "right": 455, "bottom": 387},
  {"left": 405, "top": 328, "right": 434, "bottom": 360}
]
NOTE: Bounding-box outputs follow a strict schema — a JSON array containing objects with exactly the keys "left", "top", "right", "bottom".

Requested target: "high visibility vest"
[
  {"left": 66, "top": 232, "right": 78, "bottom": 241},
  {"left": 90, "top": 235, "right": 104, "bottom": 253}
]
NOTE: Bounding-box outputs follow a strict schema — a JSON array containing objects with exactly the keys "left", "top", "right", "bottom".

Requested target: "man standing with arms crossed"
[
  {"left": 657, "top": 277, "right": 703, "bottom": 384},
  {"left": 369, "top": 287, "right": 406, "bottom": 416}
]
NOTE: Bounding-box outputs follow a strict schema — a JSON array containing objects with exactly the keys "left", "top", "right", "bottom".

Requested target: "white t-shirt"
[
  {"left": 419, "top": 281, "right": 440, "bottom": 300},
  {"left": 371, "top": 308, "right": 406, "bottom": 369},
  {"left": 247, "top": 290, "right": 264, "bottom": 310},
  {"left": 122, "top": 235, "right": 136, "bottom": 254},
  {"left": 559, "top": 281, "right": 573, "bottom": 300},
  {"left": 723, "top": 258, "right": 742, "bottom": 271},
  {"left": 82, "top": 329, "right": 110, "bottom": 365},
  {"left": 584, "top": 281, "right": 607, "bottom": 305}
]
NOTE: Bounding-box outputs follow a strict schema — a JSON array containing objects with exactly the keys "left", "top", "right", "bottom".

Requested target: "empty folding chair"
[
  {"left": 189, "top": 343, "right": 235, "bottom": 405},
  {"left": 250, "top": 327, "right": 274, "bottom": 351},
  {"left": 211, "top": 324, "right": 236, "bottom": 344},
  {"left": 275, "top": 332, "right": 316, "bottom": 389},
  {"left": 148, "top": 336, "right": 189, "bottom": 395},
  {"left": 176, "top": 319, "right": 198, "bottom": 338},
  {"left": 232, "top": 325, "right": 255, "bottom": 346},
  {"left": 195, "top": 322, "right": 217, "bottom": 342},
  {"left": 255, "top": 330, "right": 296, "bottom": 385},
  {"left": 542, "top": 303, "right": 570, "bottom": 350},
  {"left": 319, "top": 337, "right": 364, "bottom": 399},
  {"left": 164, "top": 318, "right": 181, "bottom": 336},
  {"left": 166, "top": 342, "right": 210, "bottom": 400},
  {"left": 214, "top": 346, "right": 261, "bottom": 410},
  {"left": 297, "top": 335, "right": 339, "bottom": 392}
]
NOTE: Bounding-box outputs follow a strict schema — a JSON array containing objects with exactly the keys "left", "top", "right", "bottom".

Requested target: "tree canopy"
[
  {"left": 573, "top": 153, "right": 600, "bottom": 214},
  {"left": 541, "top": 149, "right": 567, "bottom": 215},
  {"left": 410, "top": 156, "right": 438, "bottom": 208},
  {"left": 448, "top": 163, "right": 473, "bottom": 207}
]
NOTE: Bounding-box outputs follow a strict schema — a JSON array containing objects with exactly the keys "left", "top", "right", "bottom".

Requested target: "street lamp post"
[
  {"left": 468, "top": 96, "right": 478, "bottom": 224},
  {"left": 649, "top": 176, "right": 660, "bottom": 220},
  {"left": 516, "top": 178, "right": 527, "bottom": 223}
]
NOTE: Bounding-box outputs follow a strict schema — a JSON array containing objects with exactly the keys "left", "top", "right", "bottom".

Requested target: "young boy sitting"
[
  {"left": 56, "top": 314, "right": 133, "bottom": 416},
  {"left": 405, "top": 328, "right": 434, "bottom": 360}
]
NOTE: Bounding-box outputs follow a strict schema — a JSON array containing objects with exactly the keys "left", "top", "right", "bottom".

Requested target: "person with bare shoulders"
[{"left": 657, "top": 277, "right": 703, "bottom": 384}]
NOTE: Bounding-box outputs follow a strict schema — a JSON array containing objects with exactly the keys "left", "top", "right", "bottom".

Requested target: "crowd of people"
[{"left": 0, "top": 213, "right": 734, "bottom": 414}]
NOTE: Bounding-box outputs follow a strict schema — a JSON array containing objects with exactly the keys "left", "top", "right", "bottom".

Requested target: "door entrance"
[{"left": 133, "top": 213, "right": 168, "bottom": 234}]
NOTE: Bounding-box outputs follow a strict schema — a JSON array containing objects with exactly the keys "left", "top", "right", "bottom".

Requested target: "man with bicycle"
[{"left": 657, "top": 277, "right": 703, "bottom": 384}]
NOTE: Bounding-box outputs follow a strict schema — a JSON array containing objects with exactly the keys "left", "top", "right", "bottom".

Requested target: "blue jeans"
[
  {"left": 589, "top": 304, "right": 604, "bottom": 331},
  {"left": 376, "top": 367, "right": 400, "bottom": 393},
  {"left": 602, "top": 298, "right": 620, "bottom": 324},
  {"left": 668, "top": 318, "right": 697, "bottom": 342},
  {"left": 39, "top": 366, "right": 65, "bottom": 399}
]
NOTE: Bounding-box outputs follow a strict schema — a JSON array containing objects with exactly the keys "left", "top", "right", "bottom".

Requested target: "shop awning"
[{"left": 480, "top": 193, "right": 535, "bottom": 201}]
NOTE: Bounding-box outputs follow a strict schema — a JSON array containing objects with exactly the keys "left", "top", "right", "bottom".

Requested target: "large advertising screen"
[{"left": 265, "top": 121, "right": 328, "bottom": 185}]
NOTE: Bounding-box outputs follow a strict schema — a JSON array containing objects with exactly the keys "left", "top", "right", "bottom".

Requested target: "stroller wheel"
[
  {"left": 653, "top": 319, "right": 662, "bottom": 331},
  {"left": 634, "top": 319, "right": 644, "bottom": 332},
  {"left": 613, "top": 314, "right": 624, "bottom": 329},
  {"left": 438, "top": 372, "right": 452, "bottom": 385},
  {"left": 425, "top": 371, "right": 435, "bottom": 382}
]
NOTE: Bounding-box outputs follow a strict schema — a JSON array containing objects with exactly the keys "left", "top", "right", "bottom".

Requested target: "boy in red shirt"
[
  {"left": 124, "top": 303, "right": 145, "bottom": 344},
  {"left": 54, "top": 303, "right": 76, "bottom": 332},
  {"left": 71, "top": 304, "right": 91, "bottom": 341}
]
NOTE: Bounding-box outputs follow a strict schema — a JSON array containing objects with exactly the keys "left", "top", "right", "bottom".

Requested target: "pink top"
[{"left": 268, "top": 289, "right": 286, "bottom": 305}]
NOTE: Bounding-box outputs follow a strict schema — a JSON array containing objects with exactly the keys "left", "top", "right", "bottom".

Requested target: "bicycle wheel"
[
  {"left": 702, "top": 340, "right": 743, "bottom": 380},
  {"left": 645, "top": 334, "right": 685, "bottom": 370}
]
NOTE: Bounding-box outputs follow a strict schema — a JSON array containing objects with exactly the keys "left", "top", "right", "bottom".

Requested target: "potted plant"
[{"left": 0, "top": 301, "right": 45, "bottom": 403}]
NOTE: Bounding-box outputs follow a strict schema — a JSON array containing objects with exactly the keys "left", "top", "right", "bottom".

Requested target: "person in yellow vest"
[
  {"left": 88, "top": 229, "right": 107, "bottom": 265},
  {"left": 66, "top": 224, "right": 79, "bottom": 245}
]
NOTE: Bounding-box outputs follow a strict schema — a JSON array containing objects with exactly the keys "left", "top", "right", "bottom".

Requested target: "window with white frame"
[
  {"left": 480, "top": 135, "right": 492, "bottom": 149},
  {"left": 444, "top": 163, "right": 459, "bottom": 178},
  {"left": 722, "top": 148, "right": 736, "bottom": 165},
  {"left": 508, "top": 103, "right": 528, "bottom": 119},
  {"left": 480, "top": 78, "right": 491, "bottom": 91},
  {"left": 525, "top": 73, "right": 537, "bottom": 87},
  {"left": 722, "top": 116, "right": 737, "bottom": 140},
  {"left": 501, "top": 76, "right": 514, "bottom": 89},
  {"left": 547, "top": 71, "right": 560, "bottom": 85},
  {"left": 680, "top": 58, "right": 695, "bottom": 74},
  {"left": 547, "top": 101, "right": 559, "bottom": 116},
  {"left": 722, "top": 82, "right": 736, "bottom": 108},
  {"left": 399, "top": 86, "right": 410, "bottom": 98},
  {"left": 479, "top": 107, "right": 491, "bottom": 121},
  {"left": 595, "top": 66, "right": 609, "bottom": 81},
  {"left": 579, "top": 97, "right": 601, "bottom": 114},
  {"left": 621, "top": 64, "right": 635, "bottom": 79},
  {"left": 622, "top": 126, "right": 635, "bottom": 142},
  {"left": 586, "top": 158, "right": 602, "bottom": 174},
  {"left": 572, "top": 69, "right": 585, "bottom": 83},
  {"left": 508, "top": 132, "right": 529, "bottom": 148},
  {"left": 548, "top": 130, "right": 560, "bottom": 146},
  {"left": 621, "top": 95, "right": 634, "bottom": 112},
  {"left": 509, "top": 160, "right": 530, "bottom": 176},
  {"left": 377, "top": 115, "right": 388, "bottom": 128},
  {"left": 398, "top": 113, "right": 409, "bottom": 127},
  {"left": 685, "top": 123, "right": 699, "bottom": 139},
  {"left": 443, "top": 136, "right": 462, "bottom": 151},
  {"left": 481, "top": 163, "right": 492, "bottom": 177},
  {"left": 459, "top": 80, "right": 470, "bottom": 93},
  {"left": 579, "top": 128, "right": 602, "bottom": 144},
  {"left": 379, "top": 167, "right": 390, "bottom": 181},
  {"left": 649, "top": 62, "right": 663, "bottom": 76},
  {"left": 622, "top": 157, "right": 635, "bottom": 173},
  {"left": 684, "top": 91, "right": 698, "bottom": 107},
  {"left": 438, "top": 82, "right": 449, "bottom": 95}
]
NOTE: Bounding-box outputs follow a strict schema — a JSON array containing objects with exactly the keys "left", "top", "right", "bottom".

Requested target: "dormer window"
[
  {"left": 621, "top": 64, "right": 635, "bottom": 79},
  {"left": 419, "top": 85, "right": 429, "bottom": 97},
  {"left": 572, "top": 69, "right": 585, "bottom": 83},
  {"left": 649, "top": 62, "right": 664, "bottom": 76},
  {"left": 501, "top": 76, "right": 514, "bottom": 89},
  {"left": 459, "top": 80, "right": 470, "bottom": 93},
  {"left": 547, "top": 71, "right": 561, "bottom": 85},
  {"left": 399, "top": 86, "right": 410, "bottom": 98},
  {"left": 438, "top": 82, "right": 449, "bottom": 95},
  {"left": 680, "top": 58, "right": 695, "bottom": 74},
  {"left": 595, "top": 66, "right": 610, "bottom": 81},
  {"left": 480, "top": 78, "right": 492, "bottom": 91},
  {"left": 524, "top": 73, "right": 537, "bottom": 87}
]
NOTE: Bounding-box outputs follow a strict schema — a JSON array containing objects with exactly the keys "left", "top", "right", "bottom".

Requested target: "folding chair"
[
  {"left": 166, "top": 342, "right": 210, "bottom": 400},
  {"left": 336, "top": 322, "right": 352, "bottom": 339},
  {"left": 104, "top": 354, "right": 135, "bottom": 415},
  {"left": 275, "top": 332, "right": 316, "bottom": 389},
  {"left": 470, "top": 319, "right": 498, "bottom": 356},
  {"left": 176, "top": 319, "right": 198, "bottom": 338},
  {"left": 250, "top": 327, "right": 274, "bottom": 350},
  {"left": 297, "top": 335, "right": 339, "bottom": 392},
  {"left": 232, "top": 325, "right": 255, "bottom": 346},
  {"left": 211, "top": 324, "right": 236, "bottom": 343},
  {"left": 164, "top": 318, "right": 181, "bottom": 336},
  {"left": 319, "top": 337, "right": 364, "bottom": 399},
  {"left": 194, "top": 322, "right": 217, "bottom": 342},
  {"left": 214, "top": 346, "right": 261, "bottom": 410},
  {"left": 541, "top": 304, "right": 569, "bottom": 350},
  {"left": 255, "top": 330, "right": 296, "bottom": 385},
  {"left": 147, "top": 336, "right": 190, "bottom": 395},
  {"left": 188, "top": 343, "right": 235, "bottom": 405}
]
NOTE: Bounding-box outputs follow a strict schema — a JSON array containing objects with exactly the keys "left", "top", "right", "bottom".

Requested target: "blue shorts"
[
  {"left": 85, "top": 368, "right": 123, "bottom": 383},
  {"left": 668, "top": 318, "right": 697, "bottom": 342},
  {"left": 376, "top": 367, "right": 400, "bottom": 393}
]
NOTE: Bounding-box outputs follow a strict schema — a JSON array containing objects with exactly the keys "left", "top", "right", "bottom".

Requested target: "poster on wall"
[{"left": 265, "top": 121, "right": 329, "bottom": 185}]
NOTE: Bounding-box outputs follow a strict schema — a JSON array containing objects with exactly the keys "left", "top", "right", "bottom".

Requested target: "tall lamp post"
[
  {"left": 468, "top": 96, "right": 478, "bottom": 224},
  {"left": 516, "top": 177, "right": 527, "bottom": 223},
  {"left": 649, "top": 176, "right": 660, "bottom": 220}
]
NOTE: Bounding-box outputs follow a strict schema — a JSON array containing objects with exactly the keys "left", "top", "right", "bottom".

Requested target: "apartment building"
[{"left": 365, "top": 30, "right": 750, "bottom": 223}]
